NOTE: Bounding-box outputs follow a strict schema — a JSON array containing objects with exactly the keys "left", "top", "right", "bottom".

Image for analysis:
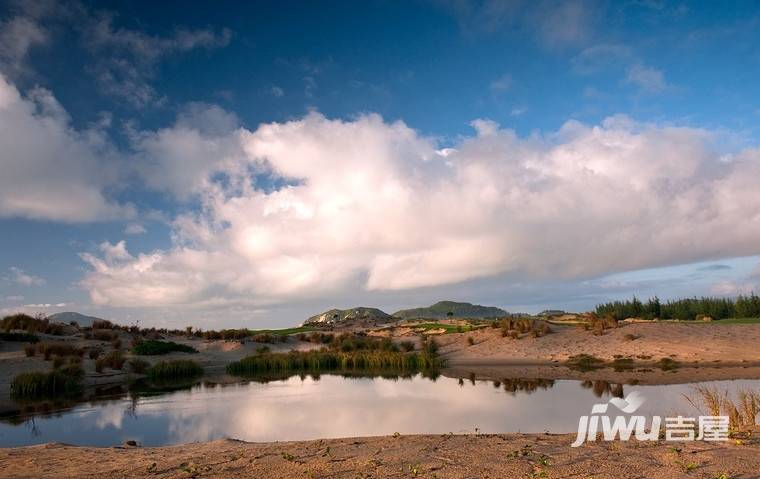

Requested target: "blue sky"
[{"left": 1, "top": 0, "right": 760, "bottom": 328}]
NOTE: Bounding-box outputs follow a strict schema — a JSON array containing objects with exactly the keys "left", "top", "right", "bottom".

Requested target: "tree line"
[{"left": 594, "top": 294, "right": 760, "bottom": 321}]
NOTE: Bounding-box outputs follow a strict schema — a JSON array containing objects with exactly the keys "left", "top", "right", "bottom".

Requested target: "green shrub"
[
  {"left": 131, "top": 340, "right": 198, "bottom": 355},
  {"left": 147, "top": 360, "right": 203, "bottom": 381},
  {"left": 10, "top": 365, "right": 84, "bottom": 398}
]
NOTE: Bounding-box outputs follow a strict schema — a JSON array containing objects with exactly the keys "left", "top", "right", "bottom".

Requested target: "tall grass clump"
[
  {"left": 95, "top": 350, "right": 125, "bottom": 372},
  {"left": 131, "top": 340, "right": 198, "bottom": 355},
  {"left": 227, "top": 346, "right": 443, "bottom": 377},
  {"left": 147, "top": 360, "right": 203, "bottom": 381},
  {"left": 684, "top": 387, "right": 760, "bottom": 429},
  {"left": 10, "top": 365, "right": 84, "bottom": 398},
  {"left": 36, "top": 342, "right": 83, "bottom": 360},
  {"left": 1, "top": 313, "right": 65, "bottom": 335}
]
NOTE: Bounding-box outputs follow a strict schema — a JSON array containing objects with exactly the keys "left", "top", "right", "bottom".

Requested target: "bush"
[
  {"left": 0, "top": 332, "right": 39, "bottom": 343},
  {"left": 567, "top": 354, "right": 604, "bottom": 371},
  {"left": 96, "top": 350, "right": 125, "bottom": 372},
  {"left": 37, "top": 342, "right": 83, "bottom": 360},
  {"left": 92, "top": 319, "right": 114, "bottom": 329},
  {"left": 88, "top": 347, "right": 102, "bottom": 360},
  {"left": 147, "top": 360, "right": 203, "bottom": 381},
  {"left": 111, "top": 338, "right": 122, "bottom": 350},
  {"left": 467, "top": 336, "right": 475, "bottom": 346},
  {"left": 131, "top": 340, "right": 198, "bottom": 355},
  {"left": 24, "top": 344, "right": 36, "bottom": 357},
  {"left": 92, "top": 329, "right": 118, "bottom": 341},
  {"left": 1, "top": 313, "right": 65, "bottom": 335},
  {"left": 10, "top": 365, "right": 84, "bottom": 398},
  {"left": 128, "top": 358, "right": 150, "bottom": 374}
]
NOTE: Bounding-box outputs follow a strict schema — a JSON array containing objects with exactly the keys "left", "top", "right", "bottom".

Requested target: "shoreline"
[{"left": 1, "top": 430, "right": 759, "bottom": 478}]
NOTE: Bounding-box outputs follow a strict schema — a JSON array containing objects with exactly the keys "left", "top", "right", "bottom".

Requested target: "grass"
[
  {"left": 36, "top": 342, "right": 83, "bottom": 360},
  {"left": 132, "top": 340, "right": 198, "bottom": 355},
  {"left": 413, "top": 322, "right": 476, "bottom": 333},
  {"left": 95, "top": 350, "right": 126, "bottom": 372},
  {"left": 202, "top": 326, "right": 317, "bottom": 340},
  {"left": 147, "top": 360, "right": 203, "bottom": 381},
  {"left": 10, "top": 365, "right": 84, "bottom": 398},
  {"left": 227, "top": 349, "right": 443, "bottom": 376},
  {"left": 684, "top": 386, "right": 760, "bottom": 429},
  {"left": 129, "top": 358, "right": 150, "bottom": 374}
]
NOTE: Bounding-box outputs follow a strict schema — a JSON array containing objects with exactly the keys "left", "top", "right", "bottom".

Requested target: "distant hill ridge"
[
  {"left": 392, "top": 301, "right": 508, "bottom": 319},
  {"left": 47, "top": 311, "right": 107, "bottom": 327},
  {"left": 303, "top": 307, "right": 392, "bottom": 325}
]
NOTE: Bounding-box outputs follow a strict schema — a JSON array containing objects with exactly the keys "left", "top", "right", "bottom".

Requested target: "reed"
[
  {"left": 147, "top": 360, "right": 204, "bottom": 381},
  {"left": 10, "top": 365, "right": 84, "bottom": 398},
  {"left": 227, "top": 349, "right": 443, "bottom": 376}
]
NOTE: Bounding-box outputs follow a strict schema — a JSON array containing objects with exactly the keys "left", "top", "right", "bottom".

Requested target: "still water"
[{"left": 2, "top": 374, "right": 758, "bottom": 447}]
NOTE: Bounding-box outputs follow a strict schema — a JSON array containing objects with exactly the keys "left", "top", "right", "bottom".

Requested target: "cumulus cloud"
[
  {"left": 8, "top": 267, "right": 45, "bottom": 286},
  {"left": 80, "top": 111, "right": 760, "bottom": 308},
  {"left": 0, "top": 74, "right": 133, "bottom": 221}
]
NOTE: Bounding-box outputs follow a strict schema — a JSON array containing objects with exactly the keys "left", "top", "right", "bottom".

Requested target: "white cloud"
[
  {"left": 124, "top": 223, "right": 146, "bottom": 235},
  {"left": 80, "top": 111, "right": 760, "bottom": 309},
  {"left": 8, "top": 267, "right": 45, "bottom": 286},
  {"left": 81, "top": 14, "right": 232, "bottom": 107},
  {"left": 0, "top": 15, "right": 48, "bottom": 77},
  {"left": 270, "top": 85, "right": 284, "bottom": 97},
  {"left": 626, "top": 63, "right": 668, "bottom": 92},
  {"left": 0, "top": 74, "right": 134, "bottom": 222}
]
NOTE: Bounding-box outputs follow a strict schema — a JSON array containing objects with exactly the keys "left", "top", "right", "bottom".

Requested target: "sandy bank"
[{"left": 1, "top": 430, "right": 758, "bottom": 478}]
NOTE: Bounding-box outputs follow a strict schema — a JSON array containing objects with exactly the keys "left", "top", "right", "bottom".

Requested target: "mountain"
[
  {"left": 303, "top": 307, "right": 392, "bottom": 325},
  {"left": 392, "top": 301, "right": 508, "bottom": 319},
  {"left": 48, "top": 312, "right": 106, "bottom": 328}
]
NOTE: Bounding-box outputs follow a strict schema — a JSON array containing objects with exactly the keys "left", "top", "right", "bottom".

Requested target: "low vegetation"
[
  {"left": 147, "top": 360, "right": 203, "bottom": 381},
  {"left": 10, "top": 365, "right": 84, "bottom": 398},
  {"left": 413, "top": 322, "right": 476, "bottom": 334},
  {"left": 493, "top": 318, "right": 552, "bottom": 338},
  {"left": 132, "top": 340, "right": 198, "bottom": 355},
  {"left": 227, "top": 335, "right": 442, "bottom": 376},
  {"left": 684, "top": 386, "right": 760, "bottom": 429},
  {"left": 1, "top": 313, "right": 65, "bottom": 335},
  {"left": 36, "top": 341, "right": 83, "bottom": 360},
  {"left": 566, "top": 354, "right": 605, "bottom": 371},
  {"left": 128, "top": 358, "right": 150, "bottom": 374},
  {"left": 95, "top": 350, "right": 126, "bottom": 372}
]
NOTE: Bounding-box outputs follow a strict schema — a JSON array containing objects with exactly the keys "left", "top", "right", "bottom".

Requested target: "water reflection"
[{"left": 1, "top": 374, "right": 758, "bottom": 447}]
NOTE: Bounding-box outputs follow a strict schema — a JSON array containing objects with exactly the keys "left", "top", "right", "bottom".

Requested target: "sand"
[{"left": 1, "top": 430, "right": 759, "bottom": 478}]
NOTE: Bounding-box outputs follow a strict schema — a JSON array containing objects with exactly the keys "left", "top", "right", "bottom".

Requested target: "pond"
[{"left": 1, "top": 374, "right": 759, "bottom": 447}]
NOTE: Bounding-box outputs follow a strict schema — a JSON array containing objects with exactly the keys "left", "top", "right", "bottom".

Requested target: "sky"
[{"left": 1, "top": 0, "right": 760, "bottom": 329}]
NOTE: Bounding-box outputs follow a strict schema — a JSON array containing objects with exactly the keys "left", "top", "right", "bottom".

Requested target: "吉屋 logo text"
[{"left": 571, "top": 391, "right": 728, "bottom": 447}]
